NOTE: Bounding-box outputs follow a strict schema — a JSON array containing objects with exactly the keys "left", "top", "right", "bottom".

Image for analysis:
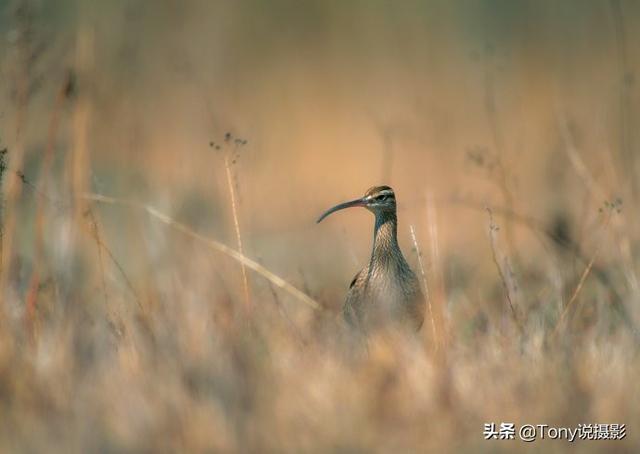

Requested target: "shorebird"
[{"left": 317, "top": 186, "right": 425, "bottom": 332}]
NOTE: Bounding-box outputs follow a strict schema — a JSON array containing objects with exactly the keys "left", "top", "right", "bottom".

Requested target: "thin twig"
[
  {"left": 486, "top": 207, "right": 523, "bottom": 333},
  {"left": 553, "top": 215, "right": 611, "bottom": 337},
  {"left": 85, "top": 208, "right": 144, "bottom": 311},
  {"left": 553, "top": 251, "right": 600, "bottom": 338},
  {"left": 97, "top": 238, "right": 143, "bottom": 310},
  {"left": 260, "top": 257, "right": 306, "bottom": 347},
  {"left": 224, "top": 150, "right": 251, "bottom": 314},
  {"left": 86, "top": 209, "right": 109, "bottom": 307}
]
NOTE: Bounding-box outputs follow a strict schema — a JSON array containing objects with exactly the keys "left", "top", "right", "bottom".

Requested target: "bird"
[{"left": 317, "top": 186, "right": 425, "bottom": 332}]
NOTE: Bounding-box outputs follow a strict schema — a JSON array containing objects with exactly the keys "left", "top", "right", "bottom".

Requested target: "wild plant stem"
[
  {"left": 224, "top": 153, "right": 251, "bottom": 315},
  {"left": 486, "top": 207, "right": 523, "bottom": 333},
  {"left": 410, "top": 224, "right": 437, "bottom": 348},
  {"left": 553, "top": 215, "right": 612, "bottom": 337}
]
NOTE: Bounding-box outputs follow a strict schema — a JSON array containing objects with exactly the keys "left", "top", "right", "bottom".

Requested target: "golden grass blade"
[
  {"left": 553, "top": 250, "right": 600, "bottom": 339},
  {"left": 410, "top": 225, "right": 437, "bottom": 348},
  {"left": 224, "top": 153, "right": 251, "bottom": 314}
]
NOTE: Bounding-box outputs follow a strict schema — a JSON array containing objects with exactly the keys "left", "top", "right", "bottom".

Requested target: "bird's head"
[{"left": 316, "top": 186, "right": 396, "bottom": 223}]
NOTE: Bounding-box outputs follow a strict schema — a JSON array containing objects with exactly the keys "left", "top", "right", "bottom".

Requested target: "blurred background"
[{"left": 1, "top": 0, "right": 639, "bottom": 452}]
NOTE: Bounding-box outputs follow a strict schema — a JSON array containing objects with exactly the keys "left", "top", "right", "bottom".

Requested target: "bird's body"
[{"left": 317, "top": 186, "right": 425, "bottom": 332}]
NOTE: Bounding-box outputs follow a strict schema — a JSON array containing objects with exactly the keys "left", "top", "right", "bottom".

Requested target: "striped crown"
[{"left": 365, "top": 186, "right": 395, "bottom": 199}]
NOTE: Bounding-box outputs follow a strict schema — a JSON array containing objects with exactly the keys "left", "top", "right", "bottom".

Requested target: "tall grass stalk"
[
  {"left": 410, "top": 224, "right": 437, "bottom": 348},
  {"left": 224, "top": 152, "right": 251, "bottom": 316}
]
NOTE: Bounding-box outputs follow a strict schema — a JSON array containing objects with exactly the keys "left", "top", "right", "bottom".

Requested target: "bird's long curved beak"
[{"left": 316, "top": 198, "right": 367, "bottom": 223}]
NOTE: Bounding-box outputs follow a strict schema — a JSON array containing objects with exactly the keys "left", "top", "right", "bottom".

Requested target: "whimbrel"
[{"left": 317, "top": 186, "right": 425, "bottom": 332}]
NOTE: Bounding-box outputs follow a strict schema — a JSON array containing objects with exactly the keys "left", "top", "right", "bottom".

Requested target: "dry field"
[{"left": 1, "top": 1, "right": 639, "bottom": 452}]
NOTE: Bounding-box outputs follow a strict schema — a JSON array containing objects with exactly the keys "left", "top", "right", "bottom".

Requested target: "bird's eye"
[{"left": 375, "top": 194, "right": 388, "bottom": 201}]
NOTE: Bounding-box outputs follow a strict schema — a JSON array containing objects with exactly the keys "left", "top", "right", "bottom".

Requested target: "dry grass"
[{"left": 1, "top": 1, "right": 640, "bottom": 453}]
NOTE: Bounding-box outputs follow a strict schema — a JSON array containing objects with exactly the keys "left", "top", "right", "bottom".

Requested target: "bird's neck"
[{"left": 371, "top": 211, "right": 401, "bottom": 264}]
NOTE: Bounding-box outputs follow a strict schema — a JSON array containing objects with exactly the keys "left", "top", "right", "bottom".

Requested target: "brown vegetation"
[{"left": 0, "top": 1, "right": 639, "bottom": 452}]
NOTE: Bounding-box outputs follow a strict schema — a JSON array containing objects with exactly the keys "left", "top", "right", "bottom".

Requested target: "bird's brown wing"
[
  {"left": 343, "top": 270, "right": 364, "bottom": 327},
  {"left": 349, "top": 270, "right": 361, "bottom": 289}
]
